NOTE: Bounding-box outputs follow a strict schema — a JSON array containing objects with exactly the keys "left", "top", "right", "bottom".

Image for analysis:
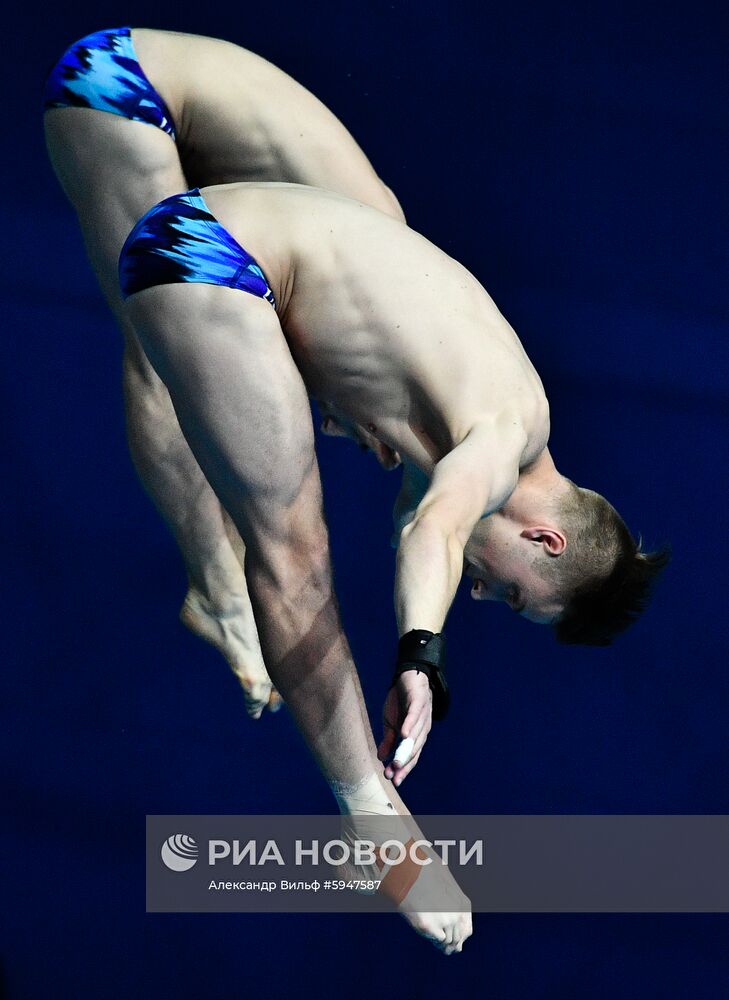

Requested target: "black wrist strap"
[{"left": 391, "top": 630, "right": 450, "bottom": 721}]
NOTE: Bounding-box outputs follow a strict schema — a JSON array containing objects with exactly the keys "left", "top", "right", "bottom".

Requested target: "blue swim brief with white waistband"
[
  {"left": 118, "top": 188, "right": 277, "bottom": 309},
  {"left": 43, "top": 27, "right": 176, "bottom": 139}
]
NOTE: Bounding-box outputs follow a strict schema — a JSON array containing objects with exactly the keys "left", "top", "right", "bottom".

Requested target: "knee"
[
  {"left": 299, "top": 530, "right": 332, "bottom": 584},
  {"left": 282, "top": 524, "right": 332, "bottom": 584},
  {"left": 250, "top": 525, "right": 332, "bottom": 598}
]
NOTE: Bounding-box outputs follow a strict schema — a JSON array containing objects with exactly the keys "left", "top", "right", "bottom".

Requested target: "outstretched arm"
[
  {"left": 379, "top": 461, "right": 431, "bottom": 780},
  {"left": 380, "top": 419, "right": 525, "bottom": 783}
]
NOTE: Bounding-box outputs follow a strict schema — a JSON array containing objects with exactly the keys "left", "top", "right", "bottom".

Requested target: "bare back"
[
  {"left": 44, "top": 27, "right": 401, "bottom": 303},
  {"left": 132, "top": 30, "right": 397, "bottom": 212},
  {"left": 202, "top": 183, "right": 550, "bottom": 474}
]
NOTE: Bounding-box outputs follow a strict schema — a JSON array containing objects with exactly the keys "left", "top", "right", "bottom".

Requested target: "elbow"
[{"left": 400, "top": 511, "right": 465, "bottom": 564}]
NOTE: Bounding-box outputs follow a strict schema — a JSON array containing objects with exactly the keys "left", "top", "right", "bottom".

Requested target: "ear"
[{"left": 520, "top": 525, "right": 567, "bottom": 556}]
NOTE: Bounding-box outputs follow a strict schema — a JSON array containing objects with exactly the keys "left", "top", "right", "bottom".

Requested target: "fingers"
[
  {"left": 381, "top": 674, "right": 431, "bottom": 783},
  {"left": 379, "top": 686, "right": 401, "bottom": 773},
  {"left": 400, "top": 696, "right": 430, "bottom": 741},
  {"left": 392, "top": 736, "right": 415, "bottom": 767},
  {"left": 390, "top": 745, "right": 424, "bottom": 785},
  {"left": 387, "top": 700, "right": 432, "bottom": 786}
]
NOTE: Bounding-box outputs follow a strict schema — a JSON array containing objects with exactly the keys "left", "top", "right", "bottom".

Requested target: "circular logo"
[{"left": 161, "top": 834, "right": 199, "bottom": 872}]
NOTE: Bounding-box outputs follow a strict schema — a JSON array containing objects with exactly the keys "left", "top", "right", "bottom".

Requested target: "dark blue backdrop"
[{"left": 3, "top": 2, "right": 728, "bottom": 997}]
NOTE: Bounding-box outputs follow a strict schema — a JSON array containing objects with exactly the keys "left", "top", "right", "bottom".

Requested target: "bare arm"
[
  {"left": 396, "top": 419, "right": 526, "bottom": 634},
  {"left": 379, "top": 419, "right": 525, "bottom": 784},
  {"left": 391, "top": 461, "right": 429, "bottom": 547}
]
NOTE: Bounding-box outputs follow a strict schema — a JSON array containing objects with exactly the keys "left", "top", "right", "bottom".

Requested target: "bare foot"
[
  {"left": 339, "top": 836, "right": 472, "bottom": 955},
  {"left": 396, "top": 845, "right": 473, "bottom": 955},
  {"left": 180, "top": 588, "right": 282, "bottom": 718},
  {"left": 334, "top": 774, "right": 472, "bottom": 955}
]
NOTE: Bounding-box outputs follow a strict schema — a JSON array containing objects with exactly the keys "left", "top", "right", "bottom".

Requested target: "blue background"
[{"left": 3, "top": 1, "right": 728, "bottom": 996}]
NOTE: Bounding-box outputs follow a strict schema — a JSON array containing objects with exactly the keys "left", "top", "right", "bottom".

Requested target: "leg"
[
  {"left": 128, "top": 285, "right": 375, "bottom": 780},
  {"left": 44, "top": 108, "right": 276, "bottom": 715},
  {"left": 126, "top": 283, "right": 472, "bottom": 952},
  {"left": 123, "top": 334, "right": 279, "bottom": 715}
]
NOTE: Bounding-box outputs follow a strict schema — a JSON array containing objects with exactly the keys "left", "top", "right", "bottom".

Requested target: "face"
[
  {"left": 463, "top": 517, "right": 564, "bottom": 625},
  {"left": 319, "top": 405, "right": 401, "bottom": 471}
]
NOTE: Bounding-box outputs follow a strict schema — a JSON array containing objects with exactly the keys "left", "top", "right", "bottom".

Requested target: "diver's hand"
[{"left": 378, "top": 671, "right": 432, "bottom": 786}]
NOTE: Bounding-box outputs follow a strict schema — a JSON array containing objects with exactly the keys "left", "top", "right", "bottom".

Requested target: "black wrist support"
[{"left": 391, "top": 629, "right": 450, "bottom": 721}]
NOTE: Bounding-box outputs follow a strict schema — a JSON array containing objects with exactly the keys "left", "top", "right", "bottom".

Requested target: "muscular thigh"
[
  {"left": 125, "top": 283, "right": 321, "bottom": 545},
  {"left": 44, "top": 108, "right": 187, "bottom": 311}
]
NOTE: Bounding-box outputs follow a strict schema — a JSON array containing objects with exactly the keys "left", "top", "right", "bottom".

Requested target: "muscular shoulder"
[{"left": 517, "top": 393, "right": 551, "bottom": 468}]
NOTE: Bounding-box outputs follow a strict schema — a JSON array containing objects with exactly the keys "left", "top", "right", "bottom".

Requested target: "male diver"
[
  {"left": 119, "top": 182, "right": 668, "bottom": 791},
  {"left": 44, "top": 26, "right": 404, "bottom": 717}
]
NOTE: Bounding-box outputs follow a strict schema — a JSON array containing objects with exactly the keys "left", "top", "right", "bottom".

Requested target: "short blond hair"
[{"left": 548, "top": 486, "right": 670, "bottom": 646}]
